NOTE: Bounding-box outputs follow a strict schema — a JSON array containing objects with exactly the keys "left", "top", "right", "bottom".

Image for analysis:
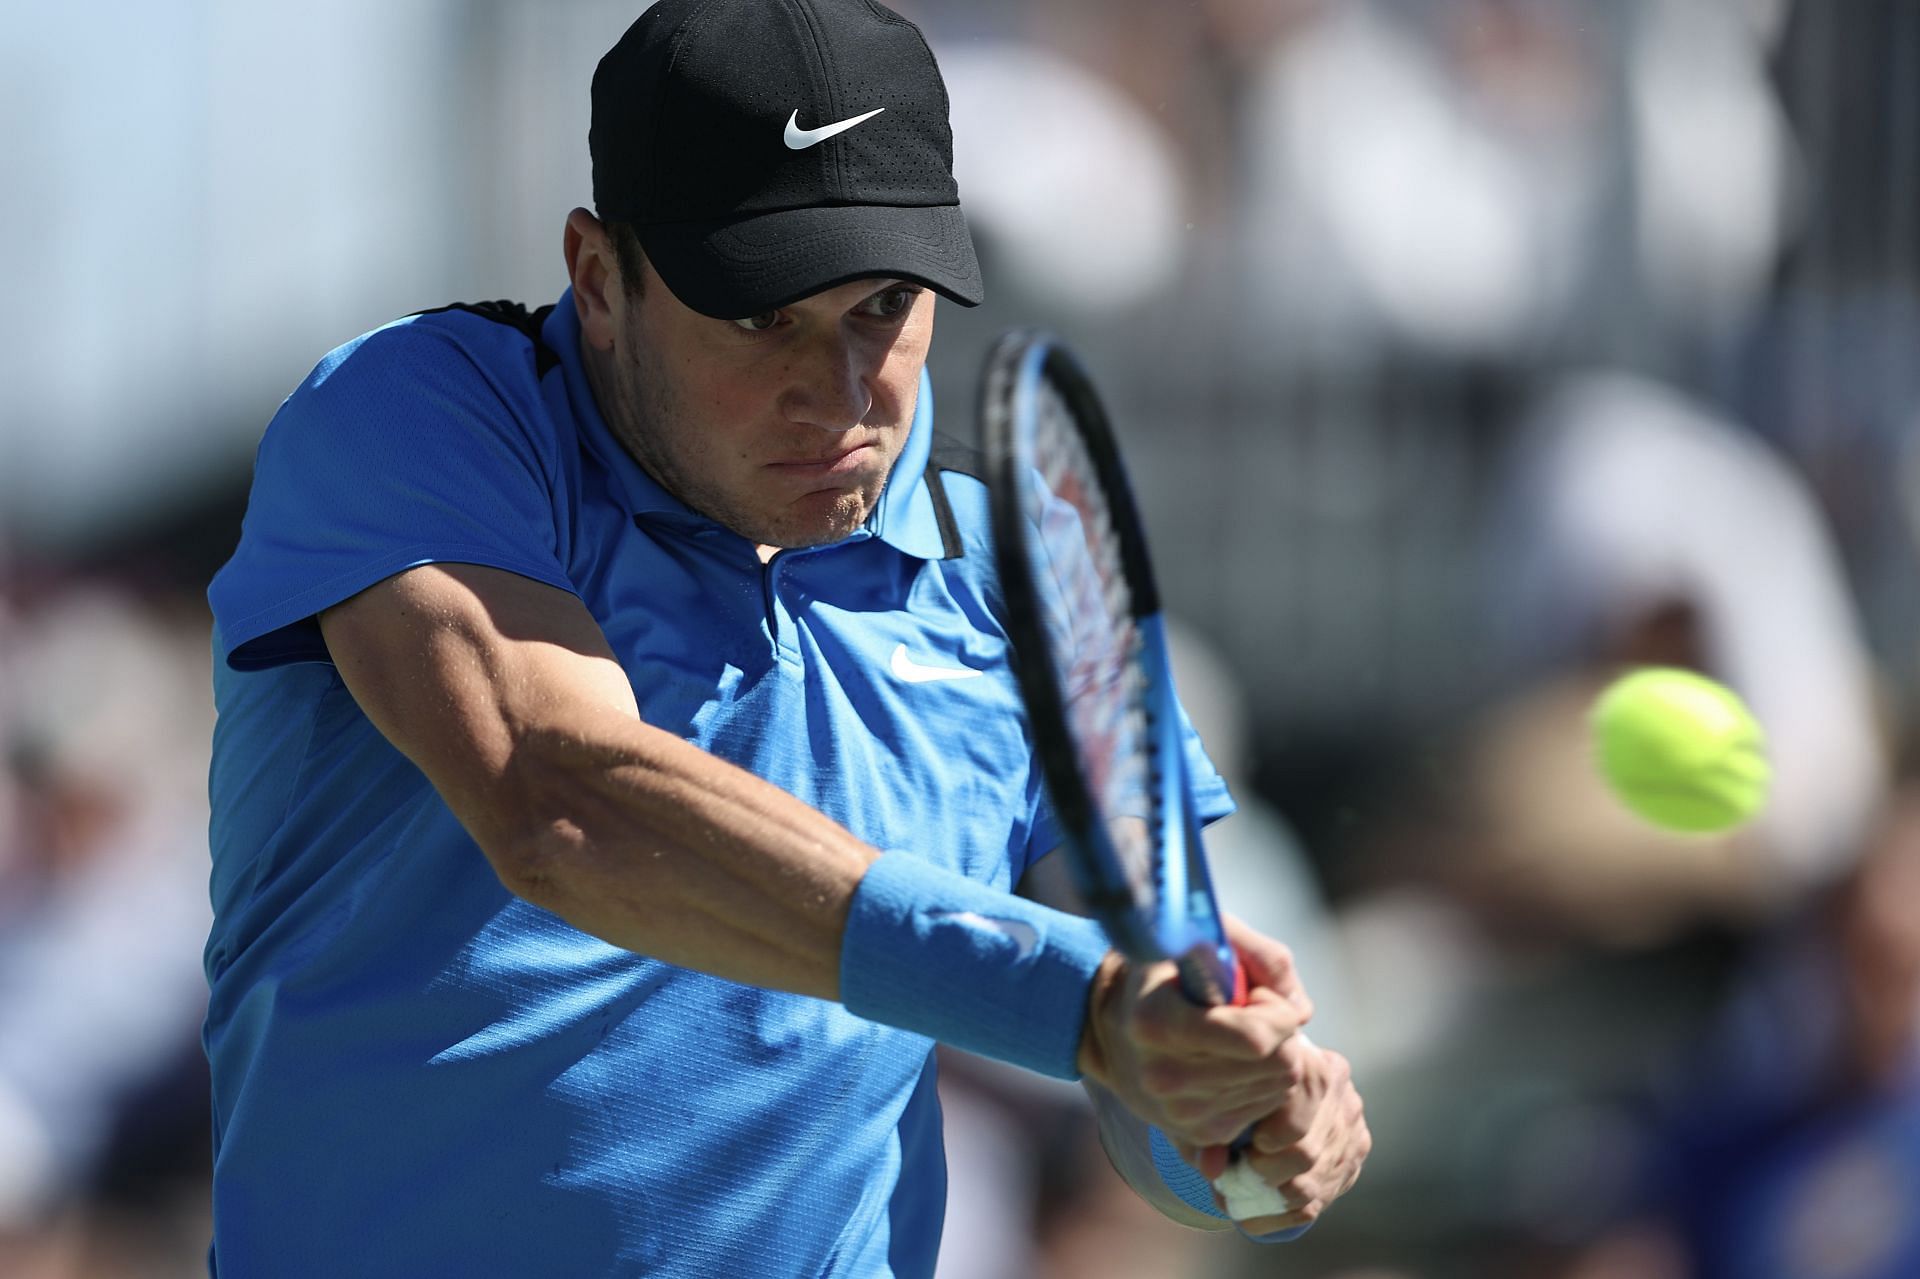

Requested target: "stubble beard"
[{"left": 604, "top": 340, "right": 884, "bottom": 550}]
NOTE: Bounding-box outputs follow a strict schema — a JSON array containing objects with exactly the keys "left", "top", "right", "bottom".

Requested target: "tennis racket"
[
  {"left": 985, "top": 330, "right": 1303, "bottom": 1224},
  {"left": 982, "top": 330, "right": 1241, "bottom": 1009}
]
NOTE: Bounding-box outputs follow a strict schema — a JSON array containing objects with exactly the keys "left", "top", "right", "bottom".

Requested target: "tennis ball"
[{"left": 1590, "top": 667, "right": 1770, "bottom": 834}]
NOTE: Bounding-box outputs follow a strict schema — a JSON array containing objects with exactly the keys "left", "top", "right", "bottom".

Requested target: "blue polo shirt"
[{"left": 205, "top": 292, "right": 1231, "bottom": 1277}]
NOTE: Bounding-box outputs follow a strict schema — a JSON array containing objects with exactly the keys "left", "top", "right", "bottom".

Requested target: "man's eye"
[
  {"left": 866, "top": 286, "right": 920, "bottom": 318},
  {"left": 733, "top": 311, "right": 781, "bottom": 332}
]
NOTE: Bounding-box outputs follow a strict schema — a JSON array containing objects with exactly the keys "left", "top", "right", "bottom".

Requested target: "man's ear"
[{"left": 564, "top": 208, "right": 620, "bottom": 352}]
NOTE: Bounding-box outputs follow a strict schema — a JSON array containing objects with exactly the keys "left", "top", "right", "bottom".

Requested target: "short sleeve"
[
  {"left": 1023, "top": 702, "right": 1235, "bottom": 874},
  {"left": 209, "top": 318, "right": 578, "bottom": 670}
]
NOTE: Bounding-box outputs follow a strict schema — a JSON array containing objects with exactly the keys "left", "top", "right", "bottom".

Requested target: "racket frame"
[{"left": 984, "top": 332, "right": 1238, "bottom": 1007}]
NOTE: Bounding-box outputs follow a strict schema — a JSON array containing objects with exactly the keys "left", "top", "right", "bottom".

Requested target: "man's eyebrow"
[{"left": 845, "top": 279, "right": 916, "bottom": 303}]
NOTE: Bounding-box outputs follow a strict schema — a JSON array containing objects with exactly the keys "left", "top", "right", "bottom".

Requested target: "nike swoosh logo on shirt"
[
  {"left": 783, "top": 106, "right": 886, "bottom": 150},
  {"left": 930, "top": 910, "right": 1039, "bottom": 962},
  {"left": 889, "top": 643, "right": 983, "bottom": 684}
]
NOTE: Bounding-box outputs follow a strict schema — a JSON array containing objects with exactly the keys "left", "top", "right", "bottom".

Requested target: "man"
[{"left": 204, "top": 1, "right": 1368, "bottom": 1274}]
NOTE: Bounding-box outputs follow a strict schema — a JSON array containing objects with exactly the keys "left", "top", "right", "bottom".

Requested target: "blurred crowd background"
[{"left": 3, "top": 1, "right": 1918, "bottom": 1276}]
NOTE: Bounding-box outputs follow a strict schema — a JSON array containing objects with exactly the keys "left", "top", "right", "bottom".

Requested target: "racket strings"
[{"left": 1026, "top": 378, "right": 1161, "bottom": 910}]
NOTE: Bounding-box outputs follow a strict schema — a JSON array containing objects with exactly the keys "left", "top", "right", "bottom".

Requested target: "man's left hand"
[{"left": 1185, "top": 1034, "right": 1370, "bottom": 1234}]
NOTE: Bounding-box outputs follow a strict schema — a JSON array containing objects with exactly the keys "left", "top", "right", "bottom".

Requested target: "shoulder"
[
  {"left": 402, "top": 299, "right": 563, "bottom": 379},
  {"left": 264, "top": 298, "right": 571, "bottom": 482},
  {"left": 212, "top": 302, "right": 578, "bottom": 668},
  {"left": 303, "top": 299, "right": 560, "bottom": 401}
]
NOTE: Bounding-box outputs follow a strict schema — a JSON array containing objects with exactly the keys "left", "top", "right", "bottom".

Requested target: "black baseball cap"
[{"left": 590, "top": 0, "right": 984, "bottom": 319}]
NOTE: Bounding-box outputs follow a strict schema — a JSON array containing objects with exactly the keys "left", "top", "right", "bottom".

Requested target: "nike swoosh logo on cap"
[
  {"left": 783, "top": 106, "right": 886, "bottom": 150},
  {"left": 889, "top": 643, "right": 983, "bottom": 684}
]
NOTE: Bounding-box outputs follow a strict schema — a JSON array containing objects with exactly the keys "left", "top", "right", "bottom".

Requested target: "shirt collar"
[
  {"left": 546, "top": 288, "right": 951, "bottom": 560},
  {"left": 864, "top": 369, "right": 948, "bottom": 560}
]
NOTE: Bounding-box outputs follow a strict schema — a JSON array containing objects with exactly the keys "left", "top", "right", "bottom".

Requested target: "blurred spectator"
[
  {"left": 1311, "top": 368, "right": 1887, "bottom": 1276},
  {"left": 1232, "top": 0, "right": 1792, "bottom": 366},
  {"left": 0, "top": 583, "right": 214, "bottom": 1279},
  {"left": 940, "top": 42, "right": 1187, "bottom": 319},
  {"left": 1338, "top": 369, "right": 1883, "bottom": 1081},
  {"left": 1489, "top": 373, "right": 1885, "bottom": 907},
  {"left": 1633, "top": 782, "right": 1920, "bottom": 1279}
]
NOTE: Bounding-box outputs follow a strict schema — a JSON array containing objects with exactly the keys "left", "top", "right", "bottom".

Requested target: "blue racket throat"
[{"left": 1136, "top": 613, "right": 1239, "bottom": 1007}]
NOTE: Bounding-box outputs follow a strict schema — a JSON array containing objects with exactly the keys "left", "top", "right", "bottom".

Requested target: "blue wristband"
[
  {"left": 839, "top": 851, "right": 1112, "bottom": 1078},
  {"left": 1149, "top": 1126, "right": 1312, "bottom": 1244}
]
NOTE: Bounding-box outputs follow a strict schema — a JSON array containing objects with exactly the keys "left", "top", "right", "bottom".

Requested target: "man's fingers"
[
  {"left": 1226, "top": 1201, "right": 1320, "bottom": 1234},
  {"left": 1245, "top": 1073, "right": 1321, "bottom": 1153},
  {"left": 1221, "top": 915, "right": 1312, "bottom": 1019},
  {"left": 1247, "top": 1045, "right": 1359, "bottom": 1155},
  {"left": 1240, "top": 1055, "right": 1372, "bottom": 1207},
  {"left": 1160, "top": 1036, "right": 1369, "bottom": 1233},
  {"left": 1211, "top": 1159, "right": 1293, "bottom": 1220},
  {"left": 1131, "top": 983, "right": 1304, "bottom": 1063},
  {"left": 1139, "top": 1040, "right": 1303, "bottom": 1100},
  {"left": 1184, "top": 1141, "right": 1229, "bottom": 1181}
]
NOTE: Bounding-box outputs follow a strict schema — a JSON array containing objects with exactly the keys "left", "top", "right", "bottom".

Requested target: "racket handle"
[
  {"left": 1173, "top": 941, "right": 1241, "bottom": 1008},
  {"left": 1166, "top": 949, "right": 1309, "bottom": 1230}
]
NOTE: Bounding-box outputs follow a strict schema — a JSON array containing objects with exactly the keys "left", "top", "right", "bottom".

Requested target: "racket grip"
[{"left": 1174, "top": 940, "right": 1244, "bottom": 1008}]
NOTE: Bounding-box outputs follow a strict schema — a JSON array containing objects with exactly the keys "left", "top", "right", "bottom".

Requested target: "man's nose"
[{"left": 780, "top": 333, "right": 876, "bottom": 431}]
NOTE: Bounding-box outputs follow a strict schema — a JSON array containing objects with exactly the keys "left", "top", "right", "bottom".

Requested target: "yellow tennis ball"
[{"left": 1590, "top": 667, "right": 1770, "bottom": 834}]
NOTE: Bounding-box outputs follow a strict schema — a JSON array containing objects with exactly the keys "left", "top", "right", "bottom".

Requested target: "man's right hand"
[
  {"left": 1076, "top": 918, "right": 1370, "bottom": 1227},
  {"left": 1076, "top": 923, "right": 1313, "bottom": 1152}
]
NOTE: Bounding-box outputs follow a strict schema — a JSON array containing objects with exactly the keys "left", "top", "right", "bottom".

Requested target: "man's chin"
[{"left": 750, "top": 490, "right": 877, "bottom": 550}]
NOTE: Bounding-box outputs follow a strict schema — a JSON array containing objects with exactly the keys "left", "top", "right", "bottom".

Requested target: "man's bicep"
[{"left": 318, "top": 562, "right": 638, "bottom": 840}]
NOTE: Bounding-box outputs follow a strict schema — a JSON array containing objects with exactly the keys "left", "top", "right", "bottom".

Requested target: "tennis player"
[{"left": 203, "top": 1, "right": 1367, "bottom": 1273}]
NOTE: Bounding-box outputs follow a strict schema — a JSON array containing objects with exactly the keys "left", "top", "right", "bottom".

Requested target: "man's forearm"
[
  {"left": 481, "top": 706, "right": 881, "bottom": 1000},
  {"left": 320, "top": 562, "right": 1108, "bottom": 1076},
  {"left": 322, "top": 562, "right": 878, "bottom": 1002}
]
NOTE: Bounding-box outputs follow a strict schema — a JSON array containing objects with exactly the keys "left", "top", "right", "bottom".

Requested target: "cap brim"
[{"left": 639, "top": 203, "right": 984, "bottom": 320}]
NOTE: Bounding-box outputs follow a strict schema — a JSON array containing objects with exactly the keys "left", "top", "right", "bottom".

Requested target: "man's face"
[{"left": 598, "top": 255, "right": 935, "bottom": 551}]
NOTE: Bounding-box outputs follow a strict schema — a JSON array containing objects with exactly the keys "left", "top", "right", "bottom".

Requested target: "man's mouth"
[{"left": 766, "top": 443, "right": 876, "bottom": 477}]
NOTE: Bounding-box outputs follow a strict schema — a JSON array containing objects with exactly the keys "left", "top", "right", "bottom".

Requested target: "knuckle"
[
  {"left": 1166, "top": 1097, "right": 1208, "bottom": 1125},
  {"left": 1129, "top": 1014, "right": 1175, "bottom": 1052},
  {"left": 1243, "top": 1150, "right": 1284, "bottom": 1181},
  {"left": 1142, "top": 1060, "right": 1187, "bottom": 1097},
  {"left": 1203, "top": 1118, "right": 1243, "bottom": 1147}
]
